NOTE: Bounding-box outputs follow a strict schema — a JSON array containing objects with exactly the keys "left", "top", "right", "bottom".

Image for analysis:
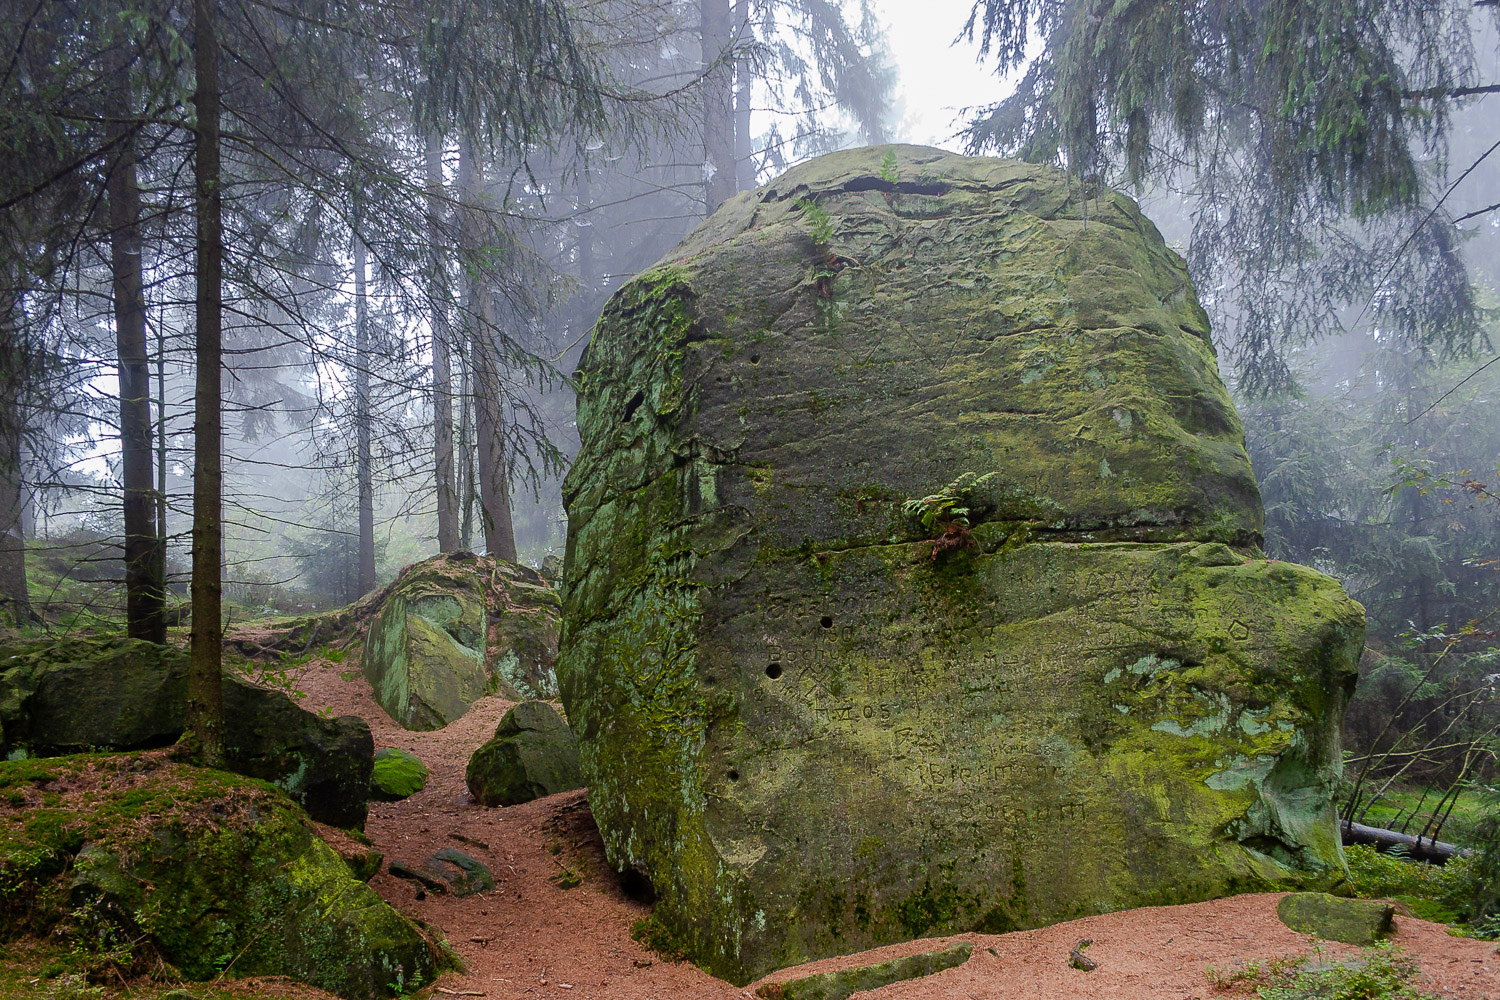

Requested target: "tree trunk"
[
  {"left": 732, "top": 0, "right": 752, "bottom": 191},
  {"left": 353, "top": 230, "right": 375, "bottom": 595},
  {"left": 0, "top": 290, "right": 29, "bottom": 627},
  {"left": 428, "top": 135, "right": 459, "bottom": 553},
  {"left": 188, "top": 0, "right": 225, "bottom": 768},
  {"left": 458, "top": 140, "right": 516, "bottom": 562},
  {"left": 470, "top": 314, "right": 516, "bottom": 563},
  {"left": 458, "top": 349, "right": 474, "bottom": 550},
  {"left": 1342, "top": 820, "right": 1463, "bottom": 864},
  {"left": 109, "top": 119, "right": 166, "bottom": 643},
  {"left": 155, "top": 313, "right": 168, "bottom": 594},
  {"left": 700, "top": 0, "right": 735, "bottom": 213}
]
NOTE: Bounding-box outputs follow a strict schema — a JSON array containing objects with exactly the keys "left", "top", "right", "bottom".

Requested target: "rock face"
[
  {"left": 0, "top": 754, "right": 436, "bottom": 999},
  {"left": 360, "top": 553, "right": 560, "bottom": 730},
  {"left": 0, "top": 638, "right": 372, "bottom": 829},
  {"left": 558, "top": 146, "right": 1366, "bottom": 984},
  {"left": 465, "top": 701, "right": 584, "bottom": 806}
]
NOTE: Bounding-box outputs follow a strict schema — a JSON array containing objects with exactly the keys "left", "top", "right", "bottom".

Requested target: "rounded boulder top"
[{"left": 568, "top": 143, "right": 1263, "bottom": 569}]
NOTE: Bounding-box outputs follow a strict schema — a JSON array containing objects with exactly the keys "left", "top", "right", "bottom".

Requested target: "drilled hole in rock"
[
  {"left": 622, "top": 390, "right": 645, "bottom": 422},
  {"left": 820, "top": 615, "right": 833, "bottom": 629},
  {"left": 765, "top": 663, "right": 783, "bottom": 679}
]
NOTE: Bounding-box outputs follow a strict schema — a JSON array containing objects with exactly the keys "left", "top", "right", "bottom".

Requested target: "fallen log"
[{"left": 1340, "top": 820, "right": 1468, "bottom": 864}]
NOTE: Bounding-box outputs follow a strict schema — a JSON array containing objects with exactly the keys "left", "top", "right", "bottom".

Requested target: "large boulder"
[
  {"left": 0, "top": 753, "right": 437, "bottom": 998},
  {"left": 465, "top": 701, "right": 583, "bottom": 806},
  {"left": 558, "top": 146, "right": 1365, "bottom": 984},
  {"left": 0, "top": 638, "right": 373, "bottom": 830},
  {"left": 360, "top": 553, "right": 560, "bottom": 730}
]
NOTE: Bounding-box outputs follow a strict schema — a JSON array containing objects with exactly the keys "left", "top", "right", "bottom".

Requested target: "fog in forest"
[{"left": 2, "top": 0, "right": 1499, "bottom": 909}]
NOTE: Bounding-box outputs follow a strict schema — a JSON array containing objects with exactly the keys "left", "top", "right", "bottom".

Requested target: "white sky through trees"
[{"left": 873, "top": 0, "right": 1020, "bottom": 148}]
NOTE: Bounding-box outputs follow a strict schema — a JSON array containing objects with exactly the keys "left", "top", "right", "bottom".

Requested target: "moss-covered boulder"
[
  {"left": 0, "top": 638, "right": 372, "bottom": 829},
  {"left": 1277, "top": 892, "right": 1395, "bottom": 945},
  {"left": 558, "top": 146, "right": 1366, "bottom": 984},
  {"left": 0, "top": 753, "right": 436, "bottom": 998},
  {"left": 754, "top": 942, "right": 972, "bottom": 1000},
  {"left": 360, "top": 553, "right": 560, "bottom": 730},
  {"left": 465, "top": 701, "right": 583, "bottom": 806},
  {"left": 371, "top": 748, "right": 428, "bottom": 800}
]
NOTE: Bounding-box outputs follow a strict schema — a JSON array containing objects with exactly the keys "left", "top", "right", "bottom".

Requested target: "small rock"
[
  {"left": 391, "top": 848, "right": 496, "bottom": 897},
  {"left": 389, "top": 860, "right": 447, "bottom": 894},
  {"left": 371, "top": 747, "right": 428, "bottom": 800},
  {"left": 429, "top": 847, "right": 496, "bottom": 897},
  {"left": 754, "top": 942, "right": 972, "bottom": 1000},
  {"left": 1277, "top": 892, "right": 1395, "bottom": 945}
]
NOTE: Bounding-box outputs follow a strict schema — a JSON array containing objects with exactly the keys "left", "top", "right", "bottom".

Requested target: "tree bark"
[
  {"left": 1342, "top": 820, "right": 1464, "bottom": 864},
  {"left": 427, "top": 135, "right": 459, "bottom": 553},
  {"left": 155, "top": 313, "right": 168, "bottom": 588},
  {"left": 700, "top": 0, "right": 735, "bottom": 213},
  {"left": 0, "top": 290, "right": 29, "bottom": 627},
  {"left": 188, "top": 0, "right": 225, "bottom": 768},
  {"left": 458, "top": 140, "right": 516, "bottom": 562},
  {"left": 732, "top": 0, "right": 752, "bottom": 192},
  {"left": 109, "top": 116, "right": 166, "bottom": 643},
  {"left": 353, "top": 230, "right": 375, "bottom": 595},
  {"left": 470, "top": 312, "right": 516, "bottom": 563},
  {"left": 457, "top": 348, "right": 474, "bottom": 551}
]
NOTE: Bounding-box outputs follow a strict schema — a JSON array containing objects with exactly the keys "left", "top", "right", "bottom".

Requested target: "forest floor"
[{"left": 261, "top": 656, "right": 1500, "bottom": 1000}]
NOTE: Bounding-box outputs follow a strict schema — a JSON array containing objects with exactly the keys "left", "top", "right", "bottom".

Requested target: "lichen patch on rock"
[{"left": 558, "top": 145, "right": 1365, "bottom": 985}]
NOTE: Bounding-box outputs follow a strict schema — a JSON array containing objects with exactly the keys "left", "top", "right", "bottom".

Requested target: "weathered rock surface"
[
  {"left": 754, "top": 943, "right": 973, "bottom": 1000},
  {"left": 0, "top": 638, "right": 372, "bottom": 829},
  {"left": 558, "top": 146, "right": 1365, "bottom": 983},
  {"left": 389, "top": 848, "right": 495, "bottom": 897},
  {"left": 465, "top": 701, "right": 583, "bottom": 806},
  {"left": 0, "top": 754, "right": 436, "bottom": 998},
  {"left": 371, "top": 747, "right": 428, "bottom": 800},
  {"left": 360, "top": 553, "right": 560, "bottom": 730},
  {"left": 1277, "top": 892, "right": 1395, "bottom": 945}
]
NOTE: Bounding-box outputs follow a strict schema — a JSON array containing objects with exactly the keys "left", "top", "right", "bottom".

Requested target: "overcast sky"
[{"left": 873, "top": 0, "right": 1017, "bottom": 149}]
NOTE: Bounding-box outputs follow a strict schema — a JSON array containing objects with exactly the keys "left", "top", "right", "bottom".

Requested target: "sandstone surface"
[{"left": 558, "top": 145, "right": 1365, "bottom": 983}]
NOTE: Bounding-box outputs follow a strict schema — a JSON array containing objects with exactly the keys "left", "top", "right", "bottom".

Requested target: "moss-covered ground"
[{"left": 0, "top": 938, "right": 333, "bottom": 999}]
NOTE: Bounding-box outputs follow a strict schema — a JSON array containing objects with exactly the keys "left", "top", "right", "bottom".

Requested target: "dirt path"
[{"left": 286, "top": 658, "right": 1500, "bottom": 1000}]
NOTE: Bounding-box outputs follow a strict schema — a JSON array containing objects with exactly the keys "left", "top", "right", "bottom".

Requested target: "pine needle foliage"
[{"left": 960, "top": 0, "right": 1492, "bottom": 395}]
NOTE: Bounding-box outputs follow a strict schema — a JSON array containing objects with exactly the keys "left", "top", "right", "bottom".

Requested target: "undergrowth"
[
  {"left": 1344, "top": 843, "right": 1497, "bottom": 936},
  {"left": 1208, "top": 942, "right": 1439, "bottom": 998}
]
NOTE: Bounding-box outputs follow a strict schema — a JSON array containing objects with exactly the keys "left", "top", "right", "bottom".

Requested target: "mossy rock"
[
  {"left": 0, "top": 638, "right": 372, "bottom": 829},
  {"left": 1277, "top": 892, "right": 1395, "bottom": 945},
  {"left": 390, "top": 848, "right": 495, "bottom": 897},
  {"left": 558, "top": 146, "right": 1366, "bottom": 984},
  {"left": 754, "top": 942, "right": 972, "bottom": 1000},
  {"left": 360, "top": 553, "right": 560, "bottom": 730},
  {"left": 370, "top": 748, "right": 427, "bottom": 801},
  {"left": 0, "top": 753, "right": 436, "bottom": 999},
  {"left": 465, "top": 701, "right": 583, "bottom": 806}
]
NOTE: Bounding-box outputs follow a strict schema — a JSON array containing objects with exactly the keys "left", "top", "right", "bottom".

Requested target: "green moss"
[
  {"left": 754, "top": 942, "right": 972, "bottom": 1000},
  {"left": 361, "top": 554, "right": 559, "bottom": 730},
  {"left": 370, "top": 748, "right": 427, "bottom": 800},
  {"left": 0, "top": 754, "right": 435, "bottom": 999},
  {"left": 559, "top": 146, "right": 1363, "bottom": 985}
]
